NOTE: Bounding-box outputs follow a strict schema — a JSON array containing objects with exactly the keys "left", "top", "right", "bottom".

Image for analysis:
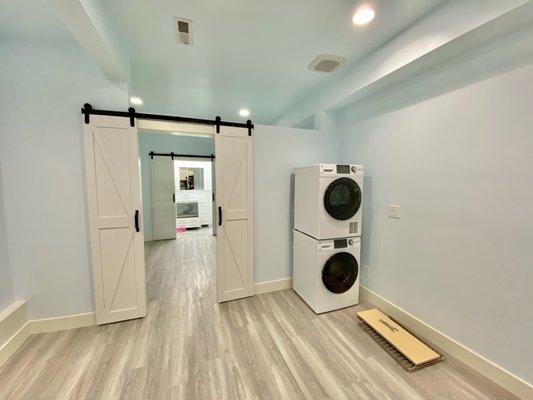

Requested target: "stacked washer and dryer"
[{"left": 292, "top": 164, "right": 363, "bottom": 313}]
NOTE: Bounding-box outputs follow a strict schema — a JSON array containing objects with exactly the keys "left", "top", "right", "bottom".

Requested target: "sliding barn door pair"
[{"left": 83, "top": 115, "right": 253, "bottom": 325}]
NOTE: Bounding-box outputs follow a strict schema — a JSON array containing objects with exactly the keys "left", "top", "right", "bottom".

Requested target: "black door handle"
[
  {"left": 172, "top": 193, "right": 175, "bottom": 203},
  {"left": 218, "top": 207, "right": 222, "bottom": 226},
  {"left": 134, "top": 210, "right": 140, "bottom": 232}
]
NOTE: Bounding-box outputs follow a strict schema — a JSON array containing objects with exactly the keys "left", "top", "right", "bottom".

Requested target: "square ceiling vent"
[
  {"left": 174, "top": 17, "right": 193, "bottom": 45},
  {"left": 308, "top": 54, "right": 346, "bottom": 73}
]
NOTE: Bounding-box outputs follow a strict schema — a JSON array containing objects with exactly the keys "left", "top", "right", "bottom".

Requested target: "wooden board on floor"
[{"left": 357, "top": 308, "right": 441, "bottom": 366}]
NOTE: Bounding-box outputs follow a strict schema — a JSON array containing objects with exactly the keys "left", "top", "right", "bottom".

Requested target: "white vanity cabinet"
[
  {"left": 198, "top": 200, "right": 212, "bottom": 226},
  {"left": 175, "top": 190, "right": 212, "bottom": 227}
]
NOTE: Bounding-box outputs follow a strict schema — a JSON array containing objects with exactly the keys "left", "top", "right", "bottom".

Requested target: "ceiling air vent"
[
  {"left": 308, "top": 54, "right": 346, "bottom": 73},
  {"left": 174, "top": 17, "right": 193, "bottom": 45}
]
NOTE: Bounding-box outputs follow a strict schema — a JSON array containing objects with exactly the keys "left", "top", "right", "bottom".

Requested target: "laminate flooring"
[{"left": 0, "top": 235, "right": 519, "bottom": 399}]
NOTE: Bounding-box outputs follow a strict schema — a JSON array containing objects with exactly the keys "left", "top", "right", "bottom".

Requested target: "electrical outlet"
[{"left": 388, "top": 205, "right": 400, "bottom": 219}]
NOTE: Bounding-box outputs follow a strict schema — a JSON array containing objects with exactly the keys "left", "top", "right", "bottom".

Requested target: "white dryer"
[
  {"left": 292, "top": 229, "right": 360, "bottom": 314},
  {"left": 294, "top": 164, "right": 363, "bottom": 239}
]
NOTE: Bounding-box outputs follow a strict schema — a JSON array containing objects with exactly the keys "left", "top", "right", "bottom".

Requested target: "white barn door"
[
  {"left": 151, "top": 156, "right": 176, "bottom": 240},
  {"left": 83, "top": 115, "right": 147, "bottom": 325},
  {"left": 215, "top": 126, "right": 254, "bottom": 302}
]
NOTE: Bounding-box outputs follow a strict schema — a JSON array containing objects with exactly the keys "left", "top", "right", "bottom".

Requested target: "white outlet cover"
[{"left": 389, "top": 205, "right": 400, "bottom": 219}]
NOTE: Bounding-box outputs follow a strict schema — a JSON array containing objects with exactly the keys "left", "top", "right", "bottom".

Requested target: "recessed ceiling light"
[
  {"left": 130, "top": 96, "right": 143, "bottom": 105},
  {"left": 352, "top": 7, "right": 375, "bottom": 25},
  {"left": 239, "top": 108, "right": 250, "bottom": 118}
]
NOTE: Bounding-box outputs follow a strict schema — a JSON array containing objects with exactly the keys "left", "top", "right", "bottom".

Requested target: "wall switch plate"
[{"left": 388, "top": 205, "right": 400, "bottom": 219}]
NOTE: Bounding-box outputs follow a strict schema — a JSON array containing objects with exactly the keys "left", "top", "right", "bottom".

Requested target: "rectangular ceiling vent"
[
  {"left": 174, "top": 17, "right": 193, "bottom": 45},
  {"left": 308, "top": 54, "right": 346, "bottom": 73}
]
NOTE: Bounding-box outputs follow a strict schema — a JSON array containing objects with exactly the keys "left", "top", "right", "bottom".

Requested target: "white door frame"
[
  {"left": 173, "top": 157, "right": 215, "bottom": 232},
  {"left": 138, "top": 126, "right": 217, "bottom": 241}
]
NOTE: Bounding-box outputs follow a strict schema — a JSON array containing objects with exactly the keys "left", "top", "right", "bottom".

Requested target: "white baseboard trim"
[
  {"left": 28, "top": 312, "right": 96, "bottom": 334},
  {"left": 254, "top": 277, "right": 293, "bottom": 295},
  {"left": 0, "top": 300, "right": 30, "bottom": 367},
  {"left": 0, "top": 278, "right": 293, "bottom": 366},
  {"left": 360, "top": 286, "right": 532, "bottom": 400},
  {"left": 0, "top": 302, "right": 96, "bottom": 368}
]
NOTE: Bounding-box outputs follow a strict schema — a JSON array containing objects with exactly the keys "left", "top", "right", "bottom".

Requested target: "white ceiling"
[{"left": 100, "top": 0, "right": 445, "bottom": 123}]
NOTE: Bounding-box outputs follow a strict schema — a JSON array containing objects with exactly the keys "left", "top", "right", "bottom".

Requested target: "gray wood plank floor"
[{"left": 0, "top": 232, "right": 518, "bottom": 399}]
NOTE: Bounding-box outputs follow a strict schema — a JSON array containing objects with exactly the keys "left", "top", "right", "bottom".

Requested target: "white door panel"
[
  {"left": 216, "top": 126, "right": 254, "bottom": 302},
  {"left": 151, "top": 156, "right": 176, "bottom": 240},
  {"left": 83, "top": 115, "right": 147, "bottom": 325}
]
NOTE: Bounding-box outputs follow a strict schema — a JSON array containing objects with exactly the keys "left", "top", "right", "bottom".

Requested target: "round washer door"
[
  {"left": 322, "top": 252, "right": 359, "bottom": 294},
  {"left": 324, "top": 177, "right": 362, "bottom": 220}
]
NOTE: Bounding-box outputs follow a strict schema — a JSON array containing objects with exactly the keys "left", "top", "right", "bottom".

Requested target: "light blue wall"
[
  {"left": 139, "top": 133, "right": 215, "bottom": 238},
  {"left": 0, "top": 160, "right": 15, "bottom": 311},
  {"left": 339, "top": 65, "right": 533, "bottom": 384},
  {"left": 0, "top": 0, "right": 128, "bottom": 319},
  {"left": 253, "top": 125, "right": 340, "bottom": 283}
]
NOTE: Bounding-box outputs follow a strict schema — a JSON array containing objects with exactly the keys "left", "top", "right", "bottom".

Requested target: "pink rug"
[{"left": 176, "top": 226, "right": 186, "bottom": 234}]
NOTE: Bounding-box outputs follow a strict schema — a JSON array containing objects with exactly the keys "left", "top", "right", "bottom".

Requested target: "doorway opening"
[
  {"left": 137, "top": 121, "right": 216, "bottom": 243},
  {"left": 174, "top": 159, "right": 214, "bottom": 238},
  {"left": 138, "top": 125, "right": 218, "bottom": 313}
]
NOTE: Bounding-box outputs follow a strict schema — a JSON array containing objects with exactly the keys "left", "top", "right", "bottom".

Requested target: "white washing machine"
[
  {"left": 294, "top": 164, "right": 363, "bottom": 240},
  {"left": 292, "top": 229, "right": 360, "bottom": 314}
]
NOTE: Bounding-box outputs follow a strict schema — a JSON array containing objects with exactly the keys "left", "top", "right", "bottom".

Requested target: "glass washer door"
[
  {"left": 324, "top": 177, "right": 362, "bottom": 220},
  {"left": 321, "top": 252, "right": 358, "bottom": 294}
]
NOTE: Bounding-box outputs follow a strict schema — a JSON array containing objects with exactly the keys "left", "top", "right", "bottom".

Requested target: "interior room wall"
[
  {"left": 0, "top": 161, "right": 16, "bottom": 312},
  {"left": 138, "top": 133, "right": 215, "bottom": 239},
  {"left": 0, "top": 13, "right": 338, "bottom": 319},
  {"left": 253, "top": 124, "right": 340, "bottom": 283},
  {"left": 0, "top": 5, "right": 128, "bottom": 319},
  {"left": 338, "top": 64, "right": 533, "bottom": 384}
]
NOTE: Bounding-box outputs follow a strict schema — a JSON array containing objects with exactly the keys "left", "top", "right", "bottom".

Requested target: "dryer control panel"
[
  {"left": 317, "top": 237, "right": 360, "bottom": 252},
  {"left": 319, "top": 164, "right": 363, "bottom": 176}
]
